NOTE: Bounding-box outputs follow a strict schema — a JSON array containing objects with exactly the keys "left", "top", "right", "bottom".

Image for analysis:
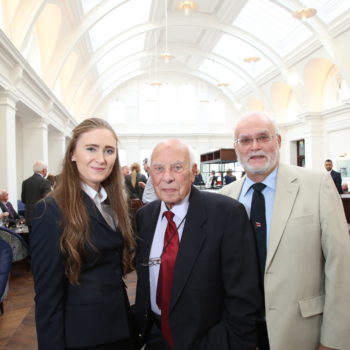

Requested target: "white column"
[
  {"left": 48, "top": 131, "right": 66, "bottom": 175},
  {"left": 303, "top": 114, "right": 325, "bottom": 170},
  {"left": 0, "top": 90, "right": 18, "bottom": 205},
  {"left": 21, "top": 119, "right": 48, "bottom": 180}
]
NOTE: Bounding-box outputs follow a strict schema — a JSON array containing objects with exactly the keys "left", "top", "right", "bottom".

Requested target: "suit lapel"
[
  {"left": 265, "top": 163, "right": 299, "bottom": 270},
  {"left": 83, "top": 192, "right": 113, "bottom": 231},
  {"left": 170, "top": 187, "right": 207, "bottom": 311},
  {"left": 140, "top": 201, "right": 161, "bottom": 260}
]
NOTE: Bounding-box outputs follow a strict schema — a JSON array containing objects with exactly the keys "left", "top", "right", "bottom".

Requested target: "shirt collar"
[
  {"left": 241, "top": 167, "right": 278, "bottom": 197},
  {"left": 81, "top": 183, "right": 108, "bottom": 202},
  {"left": 160, "top": 192, "right": 190, "bottom": 220}
]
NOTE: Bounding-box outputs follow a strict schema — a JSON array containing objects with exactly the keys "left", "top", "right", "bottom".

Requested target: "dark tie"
[
  {"left": 156, "top": 211, "right": 179, "bottom": 347},
  {"left": 250, "top": 183, "right": 267, "bottom": 277},
  {"left": 6, "top": 202, "right": 15, "bottom": 218}
]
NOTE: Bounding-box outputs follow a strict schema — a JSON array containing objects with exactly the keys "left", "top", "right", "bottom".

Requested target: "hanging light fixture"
[
  {"left": 292, "top": 8, "right": 317, "bottom": 21},
  {"left": 176, "top": 1, "right": 198, "bottom": 16},
  {"left": 216, "top": 82, "right": 230, "bottom": 88},
  {"left": 160, "top": 0, "right": 175, "bottom": 62},
  {"left": 243, "top": 56, "right": 261, "bottom": 63},
  {"left": 149, "top": 31, "right": 163, "bottom": 87}
]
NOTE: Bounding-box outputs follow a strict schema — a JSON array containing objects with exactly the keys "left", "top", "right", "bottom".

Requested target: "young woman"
[{"left": 30, "top": 118, "right": 138, "bottom": 350}]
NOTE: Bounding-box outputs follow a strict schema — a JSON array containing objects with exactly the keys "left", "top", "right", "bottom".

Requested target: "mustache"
[{"left": 247, "top": 151, "right": 267, "bottom": 158}]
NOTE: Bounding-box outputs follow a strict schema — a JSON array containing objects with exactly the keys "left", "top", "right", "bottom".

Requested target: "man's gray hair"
[
  {"left": 234, "top": 111, "right": 279, "bottom": 139},
  {"left": 33, "top": 160, "right": 47, "bottom": 173}
]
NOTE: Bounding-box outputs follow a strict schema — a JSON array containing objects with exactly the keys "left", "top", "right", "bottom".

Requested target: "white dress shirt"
[
  {"left": 149, "top": 194, "right": 189, "bottom": 314},
  {"left": 81, "top": 183, "right": 117, "bottom": 229}
]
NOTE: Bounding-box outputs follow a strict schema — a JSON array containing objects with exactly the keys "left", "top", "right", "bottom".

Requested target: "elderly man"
[
  {"left": 220, "top": 111, "right": 350, "bottom": 350},
  {"left": 134, "top": 139, "right": 260, "bottom": 350},
  {"left": 21, "top": 160, "right": 51, "bottom": 231},
  {"left": 0, "top": 189, "right": 20, "bottom": 226}
]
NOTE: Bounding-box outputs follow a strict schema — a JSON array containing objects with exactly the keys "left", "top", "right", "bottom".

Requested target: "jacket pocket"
[{"left": 298, "top": 294, "right": 324, "bottom": 318}]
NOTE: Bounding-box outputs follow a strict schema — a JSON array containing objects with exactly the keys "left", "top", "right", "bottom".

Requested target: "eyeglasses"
[
  {"left": 234, "top": 134, "right": 277, "bottom": 147},
  {"left": 151, "top": 162, "right": 187, "bottom": 175}
]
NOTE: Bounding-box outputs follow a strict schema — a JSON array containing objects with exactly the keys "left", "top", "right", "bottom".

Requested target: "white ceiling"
[{"left": 2, "top": 0, "right": 350, "bottom": 118}]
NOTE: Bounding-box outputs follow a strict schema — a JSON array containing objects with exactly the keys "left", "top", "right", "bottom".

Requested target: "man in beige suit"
[{"left": 220, "top": 111, "right": 350, "bottom": 350}]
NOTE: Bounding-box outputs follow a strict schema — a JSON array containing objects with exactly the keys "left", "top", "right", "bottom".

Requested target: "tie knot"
[
  {"left": 252, "top": 183, "right": 266, "bottom": 192},
  {"left": 163, "top": 210, "right": 175, "bottom": 222}
]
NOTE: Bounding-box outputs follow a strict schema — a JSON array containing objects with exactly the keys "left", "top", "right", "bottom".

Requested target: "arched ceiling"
[{"left": 2, "top": 0, "right": 350, "bottom": 119}]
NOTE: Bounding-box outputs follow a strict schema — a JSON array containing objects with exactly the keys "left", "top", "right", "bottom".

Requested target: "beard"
[{"left": 237, "top": 148, "right": 280, "bottom": 175}]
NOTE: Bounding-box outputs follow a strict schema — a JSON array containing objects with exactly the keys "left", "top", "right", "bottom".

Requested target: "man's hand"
[{"left": 138, "top": 181, "right": 146, "bottom": 189}]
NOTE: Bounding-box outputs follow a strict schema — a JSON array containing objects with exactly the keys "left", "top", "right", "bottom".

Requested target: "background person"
[
  {"left": 134, "top": 139, "right": 260, "bottom": 350},
  {"left": 223, "top": 169, "right": 236, "bottom": 185},
  {"left": 141, "top": 158, "right": 158, "bottom": 204},
  {"left": 0, "top": 189, "right": 20, "bottom": 226},
  {"left": 30, "top": 118, "right": 138, "bottom": 350},
  {"left": 324, "top": 159, "right": 343, "bottom": 194},
  {"left": 220, "top": 111, "right": 350, "bottom": 350},
  {"left": 125, "top": 162, "right": 147, "bottom": 201},
  {"left": 21, "top": 160, "right": 51, "bottom": 232},
  {"left": 122, "top": 166, "right": 130, "bottom": 177}
]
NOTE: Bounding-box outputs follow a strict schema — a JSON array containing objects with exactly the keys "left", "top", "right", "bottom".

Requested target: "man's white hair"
[
  {"left": 150, "top": 139, "right": 197, "bottom": 167},
  {"left": 33, "top": 160, "right": 47, "bottom": 173}
]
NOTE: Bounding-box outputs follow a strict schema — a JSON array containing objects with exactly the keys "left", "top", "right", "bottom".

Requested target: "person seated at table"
[
  {"left": 0, "top": 189, "right": 20, "bottom": 226},
  {"left": 224, "top": 169, "right": 236, "bottom": 185}
]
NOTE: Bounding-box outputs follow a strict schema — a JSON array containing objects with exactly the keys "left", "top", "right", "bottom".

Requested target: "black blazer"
[
  {"left": 30, "top": 195, "right": 135, "bottom": 350},
  {"left": 21, "top": 173, "right": 51, "bottom": 225},
  {"left": 134, "top": 186, "right": 261, "bottom": 350},
  {"left": 125, "top": 173, "right": 147, "bottom": 200},
  {"left": 330, "top": 170, "right": 343, "bottom": 194}
]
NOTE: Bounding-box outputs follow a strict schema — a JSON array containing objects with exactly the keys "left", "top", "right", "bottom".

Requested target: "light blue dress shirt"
[{"left": 238, "top": 168, "right": 278, "bottom": 248}]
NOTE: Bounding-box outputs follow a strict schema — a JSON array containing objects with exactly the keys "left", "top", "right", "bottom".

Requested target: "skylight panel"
[
  {"left": 81, "top": 0, "right": 104, "bottom": 14},
  {"left": 101, "top": 61, "right": 140, "bottom": 90},
  {"left": 234, "top": 0, "right": 312, "bottom": 57},
  {"left": 96, "top": 34, "right": 145, "bottom": 74},
  {"left": 212, "top": 34, "right": 271, "bottom": 77},
  {"left": 301, "top": 0, "right": 350, "bottom": 24},
  {"left": 89, "top": 0, "right": 152, "bottom": 50},
  {"left": 198, "top": 59, "right": 245, "bottom": 92}
]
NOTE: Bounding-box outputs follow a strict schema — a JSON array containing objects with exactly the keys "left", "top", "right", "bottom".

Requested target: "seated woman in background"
[
  {"left": 124, "top": 162, "right": 147, "bottom": 201},
  {"left": 30, "top": 118, "right": 138, "bottom": 350}
]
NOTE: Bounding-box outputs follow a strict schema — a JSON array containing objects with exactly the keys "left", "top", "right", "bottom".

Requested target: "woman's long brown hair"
[
  {"left": 51, "top": 118, "right": 136, "bottom": 284},
  {"left": 130, "top": 162, "right": 141, "bottom": 188}
]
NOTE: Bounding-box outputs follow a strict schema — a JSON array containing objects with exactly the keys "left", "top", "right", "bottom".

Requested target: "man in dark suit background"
[
  {"left": 0, "top": 189, "right": 20, "bottom": 226},
  {"left": 21, "top": 160, "right": 51, "bottom": 231},
  {"left": 134, "top": 139, "right": 260, "bottom": 350},
  {"left": 324, "top": 159, "right": 343, "bottom": 194}
]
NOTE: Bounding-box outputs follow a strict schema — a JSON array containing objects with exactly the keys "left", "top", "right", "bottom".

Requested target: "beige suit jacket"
[{"left": 220, "top": 163, "right": 350, "bottom": 350}]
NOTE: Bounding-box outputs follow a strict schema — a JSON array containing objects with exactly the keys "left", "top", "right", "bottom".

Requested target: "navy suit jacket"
[
  {"left": 134, "top": 186, "right": 260, "bottom": 350},
  {"left": 330, "top": 170, "right": 343, "bottom": 194},
  {"left": 30, "top": 195, "right": 135, "bottom": 350},
  {"left": 21, "top": 173, "right": 51, "bottom": 225}
]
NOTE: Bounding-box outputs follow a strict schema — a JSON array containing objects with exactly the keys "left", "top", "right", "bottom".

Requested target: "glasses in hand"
[
  {"left": 3, "top": 217, "right": 9, "bottom": 228},
  {"left": 141, "top": 257, "right": 162, "bottom": 267}
]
